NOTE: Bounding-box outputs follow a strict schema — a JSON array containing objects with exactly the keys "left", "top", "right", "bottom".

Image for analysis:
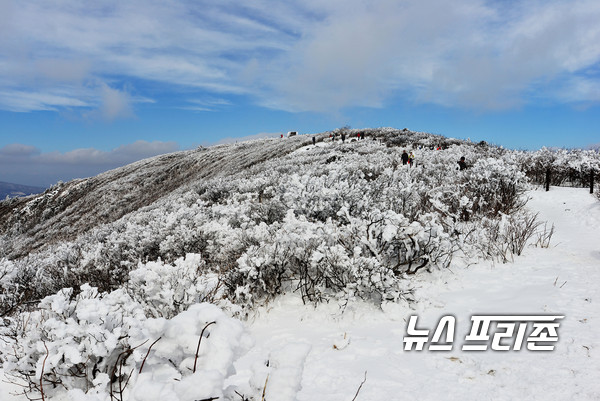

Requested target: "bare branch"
[
  {"left": 351, "top": 371, "right": 367, "bottom": 401},
  {"left": 139, "top": 337, "right": 162, "bottom": 374},
  {"left": 39, "top": 341, "right": 49, "bottom": 401},
  {"left": 193, "top": 321, "right": 216, "bottom": 373}
]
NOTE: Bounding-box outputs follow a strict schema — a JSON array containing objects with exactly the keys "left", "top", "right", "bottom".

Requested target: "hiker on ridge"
[{"left": 401, "top": 150, "right": 409, "bottom": 165}]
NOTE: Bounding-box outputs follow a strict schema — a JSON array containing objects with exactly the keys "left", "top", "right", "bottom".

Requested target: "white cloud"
[
  {"left": 34, "top": 140, "right": 179, "bottom": 165},
  {"left": 553, "top": 75, "right": 600, "bottom": 104},
  {"left": 0, "top": 143, "right": 40, "bottom": 157},
  {"left": 34, "top": 58, "right": 91, "bottom": 84},
  {"left": 1, "top": 0, "right": 600, "bottom": 114},
  {"left": 98, "top": 84, "right": 134, "bottom": 121},
  {"left": 112, "top": 140, "right": 179, "bottom": 160},
  {"left": 0, "top": 140, "right": 179, "bottom": 186},
  {"left": 256, "top": 0, "right": 600, "bottom": 111}
]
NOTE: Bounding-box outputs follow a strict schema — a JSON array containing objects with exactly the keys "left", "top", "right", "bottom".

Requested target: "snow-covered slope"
[
  {"left": 2, "top": 187, "right": 598, "bottom": 400},
  {"left": 0, "top": 136, "right": 314, "bottom": 257}
]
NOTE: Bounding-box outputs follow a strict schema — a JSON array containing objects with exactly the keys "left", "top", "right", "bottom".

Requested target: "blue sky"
[{"left": 1, "top": 0, "right": 599, "bottom": 187}]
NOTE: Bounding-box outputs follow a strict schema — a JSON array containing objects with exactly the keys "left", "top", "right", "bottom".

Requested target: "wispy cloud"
[
  {"left": 1, "top": 0, "right": 599, "bottom": 115},
  {"left": 0, "top": 140, "right": 179, "bottom": 187},
  {"left": 180, "top": 97, "right": 233, "bottom": 112},
  {"left": 0, "top": 89, "right": 90, "bottom": 112}
]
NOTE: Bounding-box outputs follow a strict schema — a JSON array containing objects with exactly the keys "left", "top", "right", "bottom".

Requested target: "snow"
[
  {"left": 2, "top": 185, "right": 599, "bottom": 400},
  {"left": 227, "top": 186, "right": 600, "bottom": 400}
]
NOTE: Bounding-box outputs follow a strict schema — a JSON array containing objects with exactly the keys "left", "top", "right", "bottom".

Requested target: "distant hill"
[
  {"left": 0, "top": 181, "right": 45, "bottom": 200},
  {"left": 587, "top": 143, "right": 600, "bottom": 151}
]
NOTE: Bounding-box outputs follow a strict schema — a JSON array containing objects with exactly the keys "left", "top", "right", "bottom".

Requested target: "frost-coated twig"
[
  {"left": 193, "top": 321, "right": 216, "bottom": 373},
  {"left": 351, "top": 371, "right": 367, "bottom": 401}
]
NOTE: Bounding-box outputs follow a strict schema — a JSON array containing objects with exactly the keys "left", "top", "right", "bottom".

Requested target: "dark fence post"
[
  {"left": 546, "top": 168, "right": 551, "bottom": 192},
  {"left": 591, "top": 169, "right": 595, "bottom": 194}
]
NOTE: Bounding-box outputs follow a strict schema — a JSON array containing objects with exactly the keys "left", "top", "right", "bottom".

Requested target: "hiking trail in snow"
[{"left": 230, "top": 186, "right": 600, "bottom": 401}]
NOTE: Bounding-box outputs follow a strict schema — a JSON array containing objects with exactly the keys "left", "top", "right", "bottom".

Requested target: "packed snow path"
[{"left": 231, "top": 187, "right": 600, "bottom": 401}]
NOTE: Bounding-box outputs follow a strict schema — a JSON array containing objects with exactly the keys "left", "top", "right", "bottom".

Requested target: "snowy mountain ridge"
[
  {"left": 0, "top": 128, "right": 472, "bottom": 259},
  {"left": 0, "top": 135, "right": 314, "bottom": 258}
]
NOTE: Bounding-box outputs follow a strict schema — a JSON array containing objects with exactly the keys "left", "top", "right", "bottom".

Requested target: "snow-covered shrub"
[
  {"left": 128, "top": 253, "right": 223, "bottom": 319},
  {"left": 126, "top": 303, "right": 251, "bottom": 401},
  {"left": 518, "top": 147, "right": 600, "bottom": 188},
  {"left": 0, "top": 258, "right": 20, "bottom": 316},
  {"left": 0, "top": 285, "right": 251, "bottom": 401},
  {"left": 1, "top": 284, "right": 145, "bottom": 399},
  {"left": 0, "top": 258, "right": 40, "bottom": 317},
  {"left": 462, "top": 157, "right": 528, "bottom": 217},
  {"left": 227, "top": 207, "right": 452, "bottom": 310},
  {"left": 336, "top": 208, "right": 455, "bottom": 276},
  {"left": 466, "top": 211, "right": 542, "bottom": 263},
  {"left": 227, "top": 211, "right": 331, "bottom": 307}
]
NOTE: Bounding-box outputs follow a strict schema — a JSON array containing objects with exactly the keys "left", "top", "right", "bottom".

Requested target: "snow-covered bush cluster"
[
  {"left": 127, "top": 253, "right": 223, "bottom": 319},
  {"left": 0, "top": 284, "right": 251, "bottom": 400},
  {"left": 0, "top": 132, "right": 539, "bottom": 316},
  {"left": 1, "top": 127, "right": 598, "bottom": 399},
  {"left": 515, "top": 146, "right": 600, "bottom": 188}
]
